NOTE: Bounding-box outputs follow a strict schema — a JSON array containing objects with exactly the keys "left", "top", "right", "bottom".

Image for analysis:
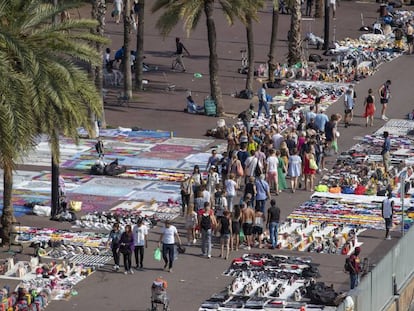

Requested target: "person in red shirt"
[{"left": 349, "top": 246, "right": 361, "bottom": 289}]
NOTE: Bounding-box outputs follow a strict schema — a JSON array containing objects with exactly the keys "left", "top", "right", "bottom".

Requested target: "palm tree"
[
  {"left": 91, "top": 0, "right": 107, "bottom": 129},
  {"left": 135, "top": 0, "right": 145, "bottom": 91},
  {"left": 315, "top": 0, "right": 323, "bottom": 18},
  {"left": 123, "top": 0, "right": 133, "bottom": 98},
  {"left": 268, "top": 0, "right": 280, "bottom": 83},
  {"left": 287, "top": 0, "right": 303, "bottom": 66},
  {"left": 152, "top": 0, "right": 241, "bottom": 116},
  {"left": 239, "top": 0, "right": 265, "bottom": 94},
  {"left": 0, "top": 0, "right": 106, "bottom": 243}
]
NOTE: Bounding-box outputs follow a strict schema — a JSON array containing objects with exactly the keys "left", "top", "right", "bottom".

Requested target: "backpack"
[
  {"left": 214, "top": 195, "right": 223, "bottom": 211},
  {"left": 344, "top": 257, "right": 353, "bottom": 272},
  {"left": 200, "top": 214, "right": 211, "bottom": 230}
]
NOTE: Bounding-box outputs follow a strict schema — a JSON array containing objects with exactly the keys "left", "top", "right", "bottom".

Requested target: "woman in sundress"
[
  {"left": 287, "top": 148, "right": 302, "bottom": 193},
  {"left": 276, "top": 150, "right": 287, "bottom": 191}
]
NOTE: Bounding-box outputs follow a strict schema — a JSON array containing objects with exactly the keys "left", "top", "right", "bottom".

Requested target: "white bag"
[{"left": 33, "top": 205, "right": 51, "bottom": 217}]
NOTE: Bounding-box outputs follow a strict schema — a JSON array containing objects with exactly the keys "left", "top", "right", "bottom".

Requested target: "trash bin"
[{"left": 379, "top": 4, "right": 387, "bottom": 17}]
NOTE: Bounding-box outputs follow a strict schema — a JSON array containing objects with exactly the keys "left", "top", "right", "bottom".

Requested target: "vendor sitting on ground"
[{"left": 186, "top": 95, "right": 204, "bottom": 114}]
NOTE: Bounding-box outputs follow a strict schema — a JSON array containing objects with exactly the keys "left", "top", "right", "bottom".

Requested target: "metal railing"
[{"left": 336, "top": 227, "right": 414, "bottom": 310}]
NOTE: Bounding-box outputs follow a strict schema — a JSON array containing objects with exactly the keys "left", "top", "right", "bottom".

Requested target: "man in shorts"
[{"left": 241, "top": 202, "right": 255, "bottom": 250}]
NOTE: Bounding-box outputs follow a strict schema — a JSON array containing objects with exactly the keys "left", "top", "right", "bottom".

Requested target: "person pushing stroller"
[{"left": 151, "top": 276, "right": 169, "bottom": 311}]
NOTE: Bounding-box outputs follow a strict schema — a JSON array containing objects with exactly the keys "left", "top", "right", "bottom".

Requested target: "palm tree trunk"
[
  {"left": 245, "top": 15, "right": 254, "bottom": 93},
  {"left": 287, "top": 0, "right": 303, "bottom": 67},
  {"left": 135, "top": 0, "right": 145, "bottom": 91},
  {"left": 267, "top": 4, "right": 279, "bottom": 83},
  {"left": 315, "top": 0, "right": 323, "bottom": 18},
  {"left": 50, "top": 129, "right": 61, "bottom": 219},
  {"left": 51, "top": 156, "right": 60, "bottom": 219},
  {"left": 123, "top": 0, "right": 133, "bottom": 98},
  {"left": 204, "top": 0, "right": 223, "bottom": 116},
  {"left": 1, "top": 165, "right": 14, "bottom": 245},
  {"left": 91, "top": 0, "right": 107, "bottom": 129}
]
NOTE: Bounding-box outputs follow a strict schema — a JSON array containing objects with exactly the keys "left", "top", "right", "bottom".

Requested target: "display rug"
[{"left": 199, "top": 253, "right": 342, "bottom": 311}]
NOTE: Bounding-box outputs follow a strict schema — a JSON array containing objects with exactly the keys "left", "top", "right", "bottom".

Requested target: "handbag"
[
  {"left": 119, "top": 243, "right": 131, "bottom": 254},
  {"left": 309, "top": 158, "right": 318, "bottom": 170},
  {"left": 153, "top": 248, "right": 162, "bottom": 261}
]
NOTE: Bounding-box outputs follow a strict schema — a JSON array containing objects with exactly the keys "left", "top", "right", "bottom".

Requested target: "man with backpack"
[
  {"left": 345, "top": 246, "right": 361, "bottom": 289},
  {"left": 198, "top": 202, "right": 217, "bottom": 258}
]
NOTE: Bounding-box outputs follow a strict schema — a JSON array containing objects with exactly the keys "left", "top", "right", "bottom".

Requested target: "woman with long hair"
[
  {"left": 231, "top": 205, "right": 242, "bottom": 251},
  {"left": 106, "top": 223, "right": 122, "bottom": 271},
  {"left": 119, "top": 224, "right": 134, "bottom": 274},
  {"left": 185, "top": 204, "right": 198, "bottom": 245}
]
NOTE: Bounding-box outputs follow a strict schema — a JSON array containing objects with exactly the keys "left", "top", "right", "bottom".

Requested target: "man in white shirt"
[
  {"left": 244, "top": 150, "right": 259, "bottom": 184},
  {"left": 271, "top": 125, "right": 284, "bottom": 151},
  {"left": 133, "top": 218, "right": 148, "bottom": 270},
  {"left": 382, "top": 191, "right": 394, "bottom": 240}
]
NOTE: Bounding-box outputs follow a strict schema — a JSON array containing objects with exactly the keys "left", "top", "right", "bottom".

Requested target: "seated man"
[{"left": 186, "top": 95, "right": 204, "bottom": 114}]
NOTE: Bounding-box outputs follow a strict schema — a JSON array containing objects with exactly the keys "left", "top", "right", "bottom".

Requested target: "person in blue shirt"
[
  {"left": 314, "top": 109, "right": 329, "bottom": 133},
  {"left": 343, "top": 88, "right": 354, "bottom": 128},
  {"left": 381, "top": 131, "right": 391, "bottom": 173},
  {"left": 257, "top": 83, "right": 270, "bottom": 119}
]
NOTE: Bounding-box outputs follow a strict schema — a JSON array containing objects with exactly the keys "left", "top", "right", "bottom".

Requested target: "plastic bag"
[
  {"left": 239, "top": 230, "right": 245, "bottom": 243},
  {"left": 153, "top": 248, "right": 161, "bottom": 261}
]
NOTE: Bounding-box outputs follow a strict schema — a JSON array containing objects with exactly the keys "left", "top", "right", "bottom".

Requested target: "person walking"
[
  {"left": 172, "top": 37, "right": 190, "bottom": 72},
  {"left": 406, "top": 20, "right": 414, "bottom": 54},
  {"left": 132, "top": 219, "right": 148, "bottom": 270},
  {"left": 180, "top": 175, "right": 192, "bottom": 216},
  {"left": 255, "top": 174, "right": 271, "bottom": 213},
  {"left": 158, "top": 220, "right": 182, "bottom": 273},
  {"left": 343, "top": 88, "right": 354, "bottom": 128},
  {"left": 266, "top": 149, "right": 279, "bottom": 194},
  {"left": 267, "top": 199, "right": 281, "bottom": 249},
  {"left": 382, "top": 191, "right": 394, "bottom": 240},
  {"left": 241, "top": 202, "right": 255, "bottom": 250},
  {"left": 119, "top": 224, "right": 134, "bottom": 275},
  {"left": 287, "top": 148, "right": 302, "bottom": 193},
  {"left": 112, "top": 0, "right": 123, "bottom": 24},
  {"left": 198, "top": 202, "right": 217, "bottom": 258},
  {"left": 381, "top": 131, "right": 391, "bottom": 173},
  {"left": 231, "top": 205, "right": 242, "bottom": 251},
  {"left": 257, "top": 83, "right": 270, "bottom": 119},
  {"left": 348, "top": 247, "right": 362, "bottom": 289},
  {"left": 363, "top": 89, "right": 376, "bottom": 127},
  {"left": 225, "top": 173, "right": 238, "bottom": 212},
  {"left": 378, "top": 80, "right": 391, "bottom": 121},
  {"left": 218, "top": 211, "right": 232, "bottom": 259},
  {"left": 185, "top": 204, "right": 198, "bottom": 245},
  {"left": 106, "top": 223, "right": 122, "bottom": 271}
]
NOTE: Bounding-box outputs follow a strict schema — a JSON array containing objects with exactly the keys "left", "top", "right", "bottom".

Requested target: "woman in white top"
[
  {"left": 113, "top": 0, "right": 123, "bottom": 24},
  {"left": 266, "top": 149, "right": 279, "bottom": 194},
  {"left": 185, "top": 204, "right": 198, "bottom": 245},
  {"left": 158, "top": 220, "right": 182, "bottom": 273},
  {"left": 225, "top": 173, "right": 238, "bottom": 212}
]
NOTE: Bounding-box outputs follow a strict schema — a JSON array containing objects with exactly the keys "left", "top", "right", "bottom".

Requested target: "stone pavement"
[{"left": 1, "top": 1, "right": 413, "bottom": 310}]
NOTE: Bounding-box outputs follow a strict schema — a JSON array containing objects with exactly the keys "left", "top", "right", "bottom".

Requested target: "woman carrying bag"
[{"left": 119, "top": 224, "right": 134, "bottom": 275}]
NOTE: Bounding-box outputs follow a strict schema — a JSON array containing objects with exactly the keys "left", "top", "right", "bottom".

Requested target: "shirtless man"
[{"left": 241, "top": 202, "right": 255, "bottom": 250}]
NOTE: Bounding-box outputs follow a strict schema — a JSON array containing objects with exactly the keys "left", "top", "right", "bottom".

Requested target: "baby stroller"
[{"left": 151, "top": 278, "right": 170, "bottom": 311}]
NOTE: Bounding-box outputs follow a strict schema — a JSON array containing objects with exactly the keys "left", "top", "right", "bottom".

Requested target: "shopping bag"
[
  {"left": 239, "top": 230, "right": 245, "bottom": 243},
  {"left": 309, "top": 158, "right": 318, "bottom": 170},
  {"left": 153, "top": 247, "right": 162, "bottom": 261}
]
